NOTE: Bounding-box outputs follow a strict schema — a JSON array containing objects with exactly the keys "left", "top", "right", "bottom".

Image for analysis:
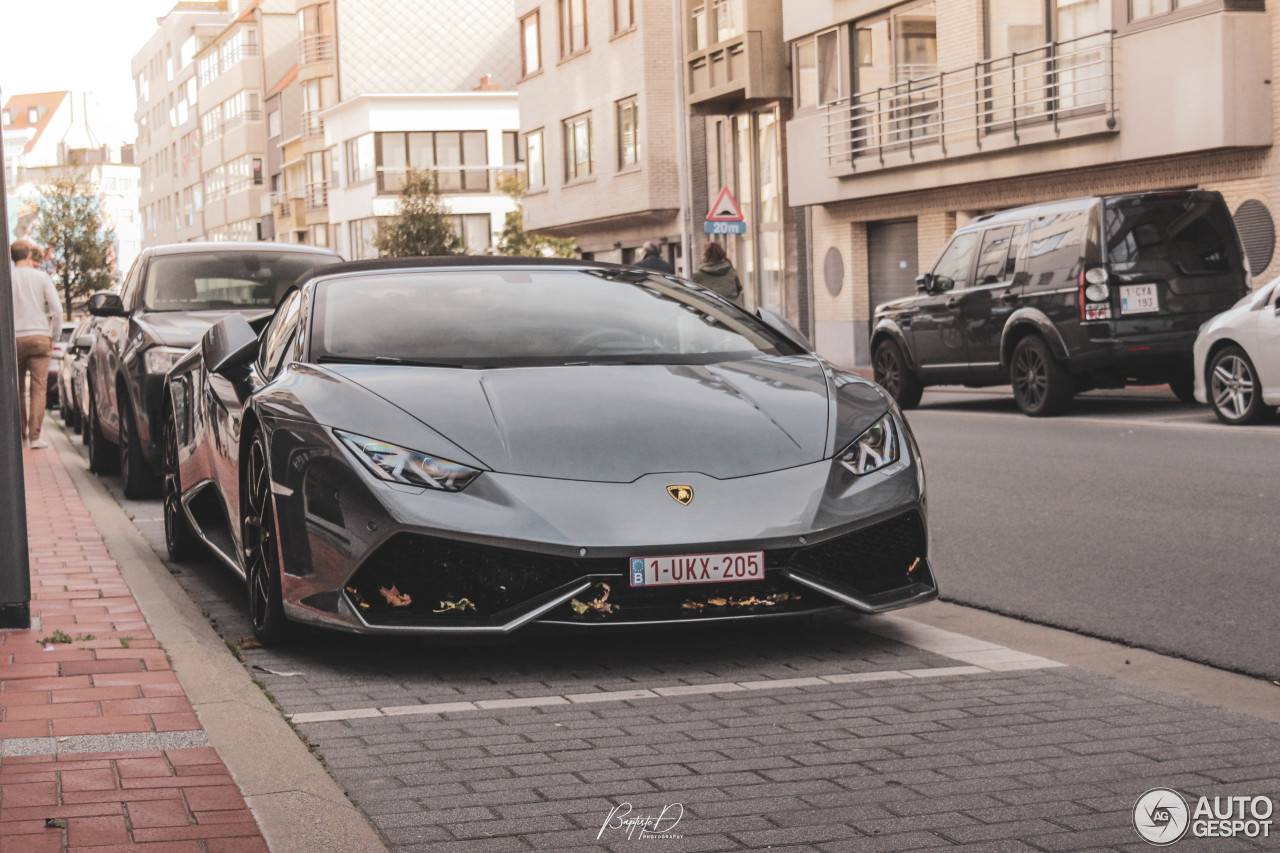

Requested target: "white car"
[{"left": 1193, "top": 277, "right": 1280, "bottom": 424}]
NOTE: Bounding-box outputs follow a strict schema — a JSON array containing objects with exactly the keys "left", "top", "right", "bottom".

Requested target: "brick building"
[{"left": 785, "top": 0, "right": 1273, "bottom": 367}]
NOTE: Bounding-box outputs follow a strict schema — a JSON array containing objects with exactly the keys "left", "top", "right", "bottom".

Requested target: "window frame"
[
  {"left": 562, "top": 113, "right": 593, "bottom": 182},
  {"left": 558, "top": 0, "right": 589, "bottom": 59},
  {"left": 525, "top": 128, "right": 546, "bottom": 189},
  {"left": 374, "top": 130, "right": 491, "bottom": 195},
  {"left": 616, "top": 96, "right": 640, "bottom": 170},
  {"left": 613, "top": 0, "right": 635, "bottom": 34},
  {"left": 521, "top": 10, "right": 542, "bottom": 77}
]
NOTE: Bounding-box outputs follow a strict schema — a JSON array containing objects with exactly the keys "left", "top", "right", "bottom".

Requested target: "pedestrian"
[
  {"left": 10, "top": 240, "right": 62, "bottom": 449},
  {"left": 633, "top": 240, "right": 674, "bottom": 274},
  {"left": 691, "top": 241, "right": 742, "bottom": 303}
]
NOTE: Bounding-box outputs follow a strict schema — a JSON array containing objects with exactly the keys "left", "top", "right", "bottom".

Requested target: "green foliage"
[
  {"left": 494, "top": 173, "right": 577, "bottom": 258},
  {"left": 32, "top": 173, "right": 116, "bottom": 320},
  {"left": 373, "top": 168, "right": 464, "bottom": 258}
]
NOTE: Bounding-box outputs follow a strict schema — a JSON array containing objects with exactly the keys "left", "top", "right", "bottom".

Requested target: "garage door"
[{"left": 868, "top": 220, "right": 919, "bottom": 320}]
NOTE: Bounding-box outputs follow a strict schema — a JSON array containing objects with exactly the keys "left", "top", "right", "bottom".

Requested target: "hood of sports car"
[{"left": 324, "top": 357, "right": 843, "bottom": 482}]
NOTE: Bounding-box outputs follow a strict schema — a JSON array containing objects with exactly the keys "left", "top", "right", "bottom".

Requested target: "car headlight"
[
  {"left": 336, "top": 430, "right": 481, "bottom": 491},
  {"left": 144, "top": 346, "right": 188, "bottom": 375},
  {"left": 838, "top": 413, "right": 899, "bottom": 476}
]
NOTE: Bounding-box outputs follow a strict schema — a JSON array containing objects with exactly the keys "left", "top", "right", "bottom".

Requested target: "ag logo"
[
  {"left": 1134, "top": 788, "right": 1190, "bottom": 845},
  {"left": 666, "top": 485, "right": 693, "bottom": 506}
]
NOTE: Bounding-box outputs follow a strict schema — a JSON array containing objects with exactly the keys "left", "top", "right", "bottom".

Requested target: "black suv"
[
  {"left": 871, "top": 190, "right": 1251, "bottom": 416},
  {"left": 85, "top": 242, "right": 341, "bottom": 497}
]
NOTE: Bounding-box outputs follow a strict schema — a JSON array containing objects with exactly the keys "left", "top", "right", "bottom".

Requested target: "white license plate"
[
  {"left": 1120, "top": 283, "right": 1159, "bottom": 315},
  {"left": 629, "top": 551, "right": 764, "bottom": 587}
]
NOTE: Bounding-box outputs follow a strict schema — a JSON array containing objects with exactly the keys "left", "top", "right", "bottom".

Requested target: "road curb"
[{"left": 48, "top": 424, "right": 389, "bottom": 853}]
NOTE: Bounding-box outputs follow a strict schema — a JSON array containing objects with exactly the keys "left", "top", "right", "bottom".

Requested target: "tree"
[
  {"left": 373, "top": 168, "right": 464, "bottom": 257},
  {"left": 495, "top": 173, "right": 577, "bottom": 258},
  {"left": 32, "top": 173, "right": 116, "bottom": 320}
]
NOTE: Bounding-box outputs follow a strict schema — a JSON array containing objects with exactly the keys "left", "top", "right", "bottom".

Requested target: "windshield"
[
  {"left": 311, "top": 268, "right": 806, "bottom": 367},
  {"left": 143, "top": 251, "right": 334, "bottom": 311}
]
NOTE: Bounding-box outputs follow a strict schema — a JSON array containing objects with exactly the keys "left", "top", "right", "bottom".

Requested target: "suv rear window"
[
  {"left": 143, "top": 251, "right": 333, "bottom": 311},
  {"left": 1105, "top": 197, "right": 1236, "bottom": 274}
]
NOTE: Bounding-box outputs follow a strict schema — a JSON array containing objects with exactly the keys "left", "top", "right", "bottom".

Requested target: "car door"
[
  {"left": 959, "top": 223, "right": 1027, "bottom": 374},
  {"left": 910, "top": 230, "right": 978, "bottom": 380},
  {"left": 1254, "top": 284, "right": 1280, "bottom": 404},
  {"left": 92, "top": 256, "right": 145, "bottom": 438}
]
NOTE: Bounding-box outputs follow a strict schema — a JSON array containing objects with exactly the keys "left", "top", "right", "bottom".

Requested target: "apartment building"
[
  {"left": 195, "top": 0, "right": 297, "bottom": 242},
  {"left": 785, "top": 0, "right": 1273, "bottom": 367},
  {"left": 681, "top": 0, "right": 800, "bottom": 323},
  {"left": 514, "top": 0, "right": 687, "bottom": 270},
  {"left": 131, "top": 1, "right": 233, "bottom": 246}
]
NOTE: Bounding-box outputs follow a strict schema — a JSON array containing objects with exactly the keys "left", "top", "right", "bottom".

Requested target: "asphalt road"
[{"left": 906, "top": 387, "right": 1280, "bottom": 681}]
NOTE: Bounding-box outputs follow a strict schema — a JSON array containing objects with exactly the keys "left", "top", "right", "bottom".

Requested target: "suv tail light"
[{"left": 1079, "top": 268, "right": 1112, "bottom": 321}]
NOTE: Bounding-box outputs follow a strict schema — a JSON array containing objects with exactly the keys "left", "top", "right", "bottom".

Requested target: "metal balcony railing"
[
  {"left": 375, "top": 165, "right": 522, "bottom": 196},
  {"left": 222, "top": 110, "right": 263, "bottom": 134},
  {"left": 272, "top": 189, "right": 303, "bottom": 219},
  {"left": 300, "top": 34, "right": 333, "bottom": 65},
  {"left": 304, "top": 181, "right": 328, "bottom": 210},
  {"left": 301, "top": 111, "right": 325, "bottom": 139},
  {"left": 823, "top": 30, "right": 1115, "bottom": 168}
]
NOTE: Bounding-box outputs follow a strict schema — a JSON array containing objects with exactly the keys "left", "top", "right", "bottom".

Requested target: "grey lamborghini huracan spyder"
[{"left": 161, "top": 257, "right": 937, "bottom": 643}]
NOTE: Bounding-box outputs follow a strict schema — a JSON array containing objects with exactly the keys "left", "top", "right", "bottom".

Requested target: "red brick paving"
[{"left": 1, "top": 441, "right": 269, "bottom": 850}]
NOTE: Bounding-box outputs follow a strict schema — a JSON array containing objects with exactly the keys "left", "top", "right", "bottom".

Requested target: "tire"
[
  {"left": 1168, "top": 372, "right": 1197, "bottom": 404},
  {"left": 1010, "top": 336, "right": 1073, "bottom": 417},
  {"left": 162, "top": 411, "right": 200, "bottom": 562},
  {"left": 119, "top": 393, "right": 160, "bottom": 499},
  {"left": 1208, "top": 345, "right": 1274, "bottom": 425},
  {"left": 87, "top": 390, "right": 120, "bottom": 475},
  {"left": 243, "top": 432, "right": 291, "bottom": 645},
  {"left": 872, "top": 339, "right": 924, "bottom": 409}
]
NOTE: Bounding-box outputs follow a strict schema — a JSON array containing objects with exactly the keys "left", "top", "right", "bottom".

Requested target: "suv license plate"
[
  {"left": 1120, "top": 283, "right": 1159, "bottom": 315},
  {"left": 630, "top": 552, "right": 764, "bottom": 587}
]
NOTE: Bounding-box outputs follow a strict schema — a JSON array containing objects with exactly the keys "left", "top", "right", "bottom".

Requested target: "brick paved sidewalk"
[{"left": 0, "top": 442, "right": 269, "bottom": 852}]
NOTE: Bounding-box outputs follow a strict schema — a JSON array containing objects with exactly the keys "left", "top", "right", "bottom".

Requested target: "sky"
[{"left": 0, "top": 0, "right": 177, "bottom": 149}]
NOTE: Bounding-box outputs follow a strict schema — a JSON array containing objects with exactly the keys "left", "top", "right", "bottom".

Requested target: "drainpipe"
[{"left": 673, "top": 2, "right": 694, "bottom": 276}]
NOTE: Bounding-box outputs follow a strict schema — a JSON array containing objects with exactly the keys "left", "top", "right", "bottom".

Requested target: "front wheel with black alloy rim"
[
  {"left": 119, "top": 393, "right": 159, "bottom": 499},
  {"left": 872, "top": 339, "right": 924, "bottom": 409},
  {"left": 86, "top": 390, "right": 120, "bottom": 475},
  {"left": 1010, "top": 335, "right": 1073, "bottom": 417},
  {"left": 1168, "top": 372, "right": 1197, "bottom": 404},
  {"left": 243, "top": 431, "right": 291, "bottom": 645},
  {"left": 1209, "top": 345, "right": 1274, "bottom": 425},
  {"left": 162, "top": 411, "right": 200, "bottom": 561}
]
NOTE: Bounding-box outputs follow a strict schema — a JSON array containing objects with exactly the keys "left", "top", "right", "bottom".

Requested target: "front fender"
[
  {"left": 1001, "top": 308, "right": 1070, "bottom": 368},
  {"left": 870, "top": 319, "right": 917, "bottom": 370}
]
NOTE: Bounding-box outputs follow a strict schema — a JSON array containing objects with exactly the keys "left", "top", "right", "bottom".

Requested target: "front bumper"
[{"left": 269, "top": 416, "right": 935, "bottom": 635}]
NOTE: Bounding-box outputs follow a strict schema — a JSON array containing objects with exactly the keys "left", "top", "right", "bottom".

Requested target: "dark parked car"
[
  {"left": 84, "top": 242, "right": 341, "bottom": 497},
  {"left": 162, "top": 258, "right": 936, "bottom": 644},
  {"left": 47, "top": 321, "right": 77, "bottom": 408},
  {"left": 871, "top": 190, "right": 1251, "bottom": 416},
  {"left": 58, "top": 316, "right": 97, "bottom": 432}
]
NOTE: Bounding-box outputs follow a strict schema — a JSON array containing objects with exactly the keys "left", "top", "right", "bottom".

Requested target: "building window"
[
  {"left": 28, "top": 106, "right": 39, "bottom": 123},
  {"left": 3, "top": 110, "right": 11, "bottom": 126},
  {"left": 613, "top": 0, "right": 634, "bottom": 33},
  {"left": 616, "top": 97, "right": 639, "bottom": 169},
  {"left": 712, "top": 0, "right": 743, "bottom": 43},
  {"left": 349, "top": 217, "right": 385, "bottom": 260},
  {"left": 503, "top": 130, "right": 524, "bottom": 168},
  {"left": 521, "top": 11, "right": 542, "bottom": 76},
  {"left": 795, "top": 28, "right": 843, "bottom": 110},
  {"left": 375, "top": 131, "right": 490, "bottom": 194},
  {"left": 559, "top": 0, "right": 588, "bottom": 57},
  {"left": 525, "top": 129, "right": 545, "bottom": 188},
  {"left": 268, "top": 110, "right": 281, "bottom": 138},
  {"left": 855, "top": 2, "right": 937, "bottom": 90},
  {"left": 1130, "top": 0, "right": 1206, "bottom": 21},
  {"left": 452, "top": 213, "right": 493, "bottom": 254},
  {"left": 563, "top": 113, "right": 592, "bottom": 181},
  {"left": 691, "top": 6, "right": 707, "bottom": 50},
  {"left": 345, "top": 134, "right": 375, "bottom": 185}
]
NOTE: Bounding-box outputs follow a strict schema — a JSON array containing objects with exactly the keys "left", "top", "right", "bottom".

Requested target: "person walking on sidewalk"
[
  {"left": 634, "top": 240, "right": 674, "bottom": 275},
  {"left": 10, "top": 240, "right": 62, "bottom": 449},
  {"left": 691, "top": 241, "right": 742, "bottom": 304}
]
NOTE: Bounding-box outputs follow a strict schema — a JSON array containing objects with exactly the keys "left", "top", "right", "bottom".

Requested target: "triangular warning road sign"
[{"left": 706, "top": 187, "right": 744, "bottom": 221}]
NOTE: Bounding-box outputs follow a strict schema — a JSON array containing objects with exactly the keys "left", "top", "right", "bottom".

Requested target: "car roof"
[
  {"left": 959, "top": 188, "right": 1222, "bottom": 232},
  {"left": 294, "top": 255, "right": 662, "bottom": 287},
  {"left": 144, "top": 241, "right": 342, "bottom": 258}
]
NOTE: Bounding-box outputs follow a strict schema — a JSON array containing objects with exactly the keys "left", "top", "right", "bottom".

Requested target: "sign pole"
[{"left": 0, "top": 119, "right": 33, "bottom": 630}]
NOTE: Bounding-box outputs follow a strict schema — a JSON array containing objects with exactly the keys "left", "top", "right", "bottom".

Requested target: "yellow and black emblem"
[{"left": 666, "top": 485, "right": 694, "bottom": 506}]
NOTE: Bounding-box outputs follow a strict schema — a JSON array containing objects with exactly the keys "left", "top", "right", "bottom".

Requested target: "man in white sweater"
[{"left": 10, "top": 241, "right": 62, "bottom": 449}]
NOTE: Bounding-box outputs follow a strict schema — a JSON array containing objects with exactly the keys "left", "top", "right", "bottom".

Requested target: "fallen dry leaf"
[
  {"left": 707, "top": 598, "right": 727, "bottom": 607},
  {"left": 907, "top": 557, "right": 921, "bottom": 576},
  {"left": 434, "top": 598, "right": 476, "bottom": 613},
  {"left": 345, "top": 586, "right": 371, "bottom": 609},
  {"left": 239, "top": 636, "right": 262, "bottom": 650},
  {"left": 379, "top": 585, "right": 412, "bottom": 607}
]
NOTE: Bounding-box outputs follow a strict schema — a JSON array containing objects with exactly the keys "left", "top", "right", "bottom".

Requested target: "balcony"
[
  {"left": 272, "top": 189, "right": 304, "bottom": 221},
  {"left": 301, "top": 111, "right": 324, "bottom": 139},
  {"left": 375, "top": 166, "right": 521, "bottom": 196},
  {"left": 304, "top": 181, "right": 328, "bottom": 210},
  {"left": 823, "top": 31, "right": 1115, "bottom": 173},
  {"left": 300, "top": 34, "right": 333, "bottom": 65},
  {"left": 685, "top": 0, "right": 788, "bottom": 112}
]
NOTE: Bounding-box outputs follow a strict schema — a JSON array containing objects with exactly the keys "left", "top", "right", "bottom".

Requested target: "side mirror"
[
  {"left": 933, "top": 276, "right": 955, "bottom": 293},
  {"left": 915, "top": 274, "right": 932, "bottom": 293},
  {"left": 202, "top": 314, "right": 259, "bottom": 379},
  {"left": 87, "top": 292, "right": 125, "bottom": 317},
  {"left": 74, "top": 335, "right": 95, "bottom": 351},
  {"left": 756, "top": 307, "right": 812, "bottom": 352}
]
